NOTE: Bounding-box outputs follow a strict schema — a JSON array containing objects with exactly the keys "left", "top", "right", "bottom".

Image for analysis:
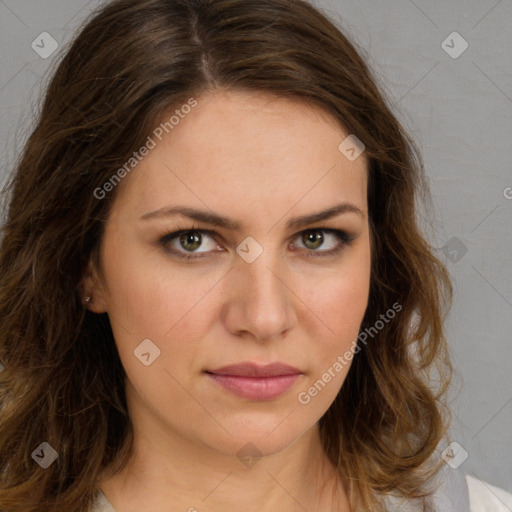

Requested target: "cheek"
[
  {"left": 294, "top": 261, "right": 370, "bottom": 409},
  {"left": 101, "top": 248, "right": 212, "bottom": 397},
  {"left": 295, "top": 251, "right": 371, "bottom": 390},
  {"left": 102, "top": 243, "right": 219, "bottom": 340},
  {"left": 301, "top": 256, "right": 370, "bottom": 338}
]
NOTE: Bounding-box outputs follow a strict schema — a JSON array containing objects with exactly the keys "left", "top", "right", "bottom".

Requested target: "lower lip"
[{"left": 206, "top": 373, "right": 301, "bottom": 400}]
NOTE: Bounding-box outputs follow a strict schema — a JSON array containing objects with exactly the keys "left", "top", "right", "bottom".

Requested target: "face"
[{"left": 85, "top": 89, "right": 371, "bottom": 458}]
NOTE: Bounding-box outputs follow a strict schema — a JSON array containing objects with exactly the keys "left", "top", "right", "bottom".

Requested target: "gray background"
[{"left": 1, "top": 0, "right": 511, "bottom": 496}]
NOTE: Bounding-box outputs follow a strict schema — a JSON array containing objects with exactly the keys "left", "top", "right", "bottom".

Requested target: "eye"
[
  {"left": 291, "top": 229, "right": 355, "bottom": 257},
  {"left": 159, "top": 228, "right": 221, "bottom": 259},
  {"left": 159, "top": 226, "right": 356, "bottom": 260}
]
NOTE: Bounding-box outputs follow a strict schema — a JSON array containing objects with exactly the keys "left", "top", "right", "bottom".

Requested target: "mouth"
[{"left": 205, "top": 362, "right": 303, "bottom": 400}]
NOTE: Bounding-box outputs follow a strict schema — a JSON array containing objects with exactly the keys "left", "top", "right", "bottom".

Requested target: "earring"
[{"left": 85, "top": 296, "right": 92, "bottom": 304}]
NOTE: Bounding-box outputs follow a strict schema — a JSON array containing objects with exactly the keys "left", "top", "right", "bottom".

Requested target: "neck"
[{"left": 98, "top": 420, "right": 349, "bottom": 511}]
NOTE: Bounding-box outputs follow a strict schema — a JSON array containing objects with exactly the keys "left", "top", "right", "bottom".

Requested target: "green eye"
[
  {"left": 160, "top": 229, "right": 219, "bottom": 258},
  {"left": 178, "top": 231, "right": 203, "bottom": 252},
  {"left": 159, "top": 228, "right": 355, "bottom": 260},
  {"left": 294, "top": 229, "right": 355, "bottom": 256},
  {"left": 301, "top": 230, "right": 324, "bottom": 250}
]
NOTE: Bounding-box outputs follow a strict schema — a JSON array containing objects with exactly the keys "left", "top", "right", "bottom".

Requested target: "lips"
[
  {"left": 205, "top": 362, "right": 303, "bottom": 400},
  {"left": 206, "top": 362, "right": 302, "bottom": 378}
]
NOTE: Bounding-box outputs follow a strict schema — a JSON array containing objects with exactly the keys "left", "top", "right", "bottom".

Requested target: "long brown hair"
[{"left": 0, "top": 0, "right": 453, "bottom": 510}]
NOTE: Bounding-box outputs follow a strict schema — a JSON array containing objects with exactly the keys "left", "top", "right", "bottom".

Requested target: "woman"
[{"left": 0, "top": 0, "right": 510, "bottom": 511}]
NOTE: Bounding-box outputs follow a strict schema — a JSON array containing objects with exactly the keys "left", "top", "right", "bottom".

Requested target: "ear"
[{"left": 80, "top": 256, "right": 109, "bottom": 313}]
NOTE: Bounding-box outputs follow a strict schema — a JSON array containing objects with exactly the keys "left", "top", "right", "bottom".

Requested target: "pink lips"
[{"left": 205, "top": 362, "right": 302, "bottom": 400}]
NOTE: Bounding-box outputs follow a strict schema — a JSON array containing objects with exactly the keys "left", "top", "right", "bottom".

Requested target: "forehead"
[{"left": 112, "top": 89, "right": 368, "bottom": 221}]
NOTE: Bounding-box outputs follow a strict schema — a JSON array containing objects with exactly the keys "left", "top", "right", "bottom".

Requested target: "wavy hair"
[{"left": 0, "top": 0, "right": 453, "bottom": 510}]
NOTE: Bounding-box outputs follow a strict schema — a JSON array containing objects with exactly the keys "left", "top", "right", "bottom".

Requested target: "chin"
[{"left": 201, "top": 417, "right": 313, "bottom": 461}]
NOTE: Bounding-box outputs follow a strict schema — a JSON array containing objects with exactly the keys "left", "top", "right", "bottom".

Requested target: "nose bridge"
[
  {"left": 227, "top": 240, "right": 296, "bottom": 339},
  {"left": 244, "top": 251, "right": 283, "bottom": 301}
]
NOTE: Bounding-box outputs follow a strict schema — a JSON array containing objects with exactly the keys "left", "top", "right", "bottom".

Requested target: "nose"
[{"left": 221, "top": 249, "right": 298, "bottom": 342}]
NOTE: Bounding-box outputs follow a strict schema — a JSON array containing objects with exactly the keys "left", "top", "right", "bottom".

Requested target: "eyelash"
[{"left": 158, "top": 223, "right": 356, "bottom": 261}]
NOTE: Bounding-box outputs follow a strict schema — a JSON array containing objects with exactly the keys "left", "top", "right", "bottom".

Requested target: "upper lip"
[{"left": 206, "top": 362, "right": 302, "bottom": 377}]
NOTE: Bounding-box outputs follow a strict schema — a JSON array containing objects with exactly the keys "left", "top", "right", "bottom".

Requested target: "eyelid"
[
  {"left": 159, "top": 226, "right": 356, "bottom": 260},
  {"left": 291, "top": 228, "right": 356, "bottom": 259},
  {"left": 159, "top": 227, "right": 221, "bottom": 257}
]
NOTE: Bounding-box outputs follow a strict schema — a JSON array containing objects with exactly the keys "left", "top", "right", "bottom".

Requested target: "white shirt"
[
  {"left": 466, "top": 474, "right": 512, "bottom": 511},
  {"left": 91, "top": 473, "right": 512, "bottom": 511}
]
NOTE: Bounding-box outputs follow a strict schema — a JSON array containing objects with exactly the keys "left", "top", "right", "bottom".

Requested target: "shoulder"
[
  {"left": 380, "top": 463, "right": 512, "bottom": 512},
  {"left": 465, "top": 474, "right": 512, "bottom": 512}
]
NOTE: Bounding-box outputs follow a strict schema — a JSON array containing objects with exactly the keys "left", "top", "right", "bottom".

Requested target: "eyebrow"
[{"left": 139, "top": 202, "right": 365, "bottom": 230}]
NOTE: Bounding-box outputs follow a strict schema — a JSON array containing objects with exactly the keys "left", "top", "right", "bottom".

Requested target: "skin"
[{"left": 84, "top": 89, "right": 371, "bottom": 512}]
